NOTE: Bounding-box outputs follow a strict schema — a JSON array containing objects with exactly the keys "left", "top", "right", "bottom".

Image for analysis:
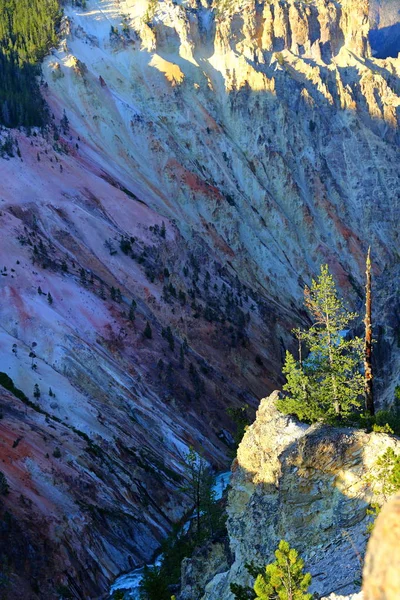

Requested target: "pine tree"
[
  {"left": 181, "top": 447, "right": 217, "bottom": 538},
  {"left": 144, "top": 321, "right": 152, "bottom": 339},
  {"left": 162, "top": 326, "right": 175, "bottom": 351},
  {"left": 47, "top": 292, "right": 53, "bottom": 305},
  {"left": 0, "top": 471, "right": 9, "bottom": 495},
  {"left": 369, "top": 448, "right": 400, "bottom": 502},
  {"left": 33, "top": 383, "right": 40, "bottom": 399},
  {"left": 278, "top": 265, "right": 363, "bottom": 422},
  {"left": 60, "top": 110, "right": 69, "bottom": 134},
  {"left": 365, "top": 447, "right": 400, "bottom": 533},
  {"left": 129, "top": 299, "right": 136, "bottom": 322},
  {"left": 179, "top": 343, "right": 185, "bottom": 368},
  {"left": 253, "top": 540, "right": 312, "bottom": 600}
]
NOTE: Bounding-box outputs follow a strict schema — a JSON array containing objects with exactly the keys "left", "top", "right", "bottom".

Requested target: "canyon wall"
[{"left": 0, "top": 0, "right": 400, "bottom": 596}]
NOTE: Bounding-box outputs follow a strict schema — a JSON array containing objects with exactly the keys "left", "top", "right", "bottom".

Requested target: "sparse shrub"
[{"left": 372, "top": 388, "right": 400, "bottom": 435}]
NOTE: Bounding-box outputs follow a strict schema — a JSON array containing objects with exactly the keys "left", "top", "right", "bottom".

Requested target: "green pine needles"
[
  {"left": 278, "top": 265, "right": 363, "bottom": 423},
  {"left": 231, "top": 541, "right": 312, "bottom": 600},
  {"left": 368, "top": 447, "right": 400, "bottom": 501},
  {"left": 254, "top": 541, "right": 312, "bottom": 600}
]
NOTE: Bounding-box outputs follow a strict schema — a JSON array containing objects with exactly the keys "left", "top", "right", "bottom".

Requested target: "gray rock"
[{"left": 203, "top": 393, "right": 400, "bottom": 599}]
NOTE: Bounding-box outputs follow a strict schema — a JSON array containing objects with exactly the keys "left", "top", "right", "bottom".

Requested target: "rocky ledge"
[{"left": 190, "top": 392, "right": 400, "bottom": 599}]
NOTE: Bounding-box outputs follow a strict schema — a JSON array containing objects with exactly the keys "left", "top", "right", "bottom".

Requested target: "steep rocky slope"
[
  {"left": 0, "top": 0, "right": 400, "bottom": 597},
  {"left": 201, "top": 392, "right": 400, "bottom": 599},
  {"left": 42, "top": 0, "right": 400, "bottom": 397}
]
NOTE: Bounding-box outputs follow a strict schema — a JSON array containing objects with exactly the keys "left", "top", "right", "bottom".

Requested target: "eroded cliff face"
[
  {"left": 202, "top": 392, "right": 400, "bottom": 599},
  {"left": 43, "top": 0, "right": 400, "bottom": 396},
  {"left": 0, "top": 386, "right": 177, "bottom": 599},
  {"left": 1, "top": 0, "right": 400, "bottom": 597}
]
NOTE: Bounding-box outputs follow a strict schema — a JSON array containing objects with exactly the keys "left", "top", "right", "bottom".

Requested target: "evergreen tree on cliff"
[
  {"left": 254, "top": 540, "right": 312, "bottom": 600},
  {"left": 278, "top": 265, "right": 363, "bottom": 422}
]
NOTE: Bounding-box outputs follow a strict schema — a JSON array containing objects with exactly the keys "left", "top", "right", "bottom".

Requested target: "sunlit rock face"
[
  {"left": 43, "top": 0, "right": 400, "bottom": 400},
  {"left": 363, "top": 492, "right": 400, "bottom": 600},
  {"left": 1, "top": 0, "right": 400, "bottom": 596},
  {"left": 203, "top": 392, "right": 400, "bottom": 600}
]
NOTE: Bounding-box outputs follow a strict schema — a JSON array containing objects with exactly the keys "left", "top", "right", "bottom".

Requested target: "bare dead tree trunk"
[
  {"left": 295, "top": 328, "right": 308, "bottom": 400},
  {"left": 365, "top": 247, "right": 374, "bottom": 416}
]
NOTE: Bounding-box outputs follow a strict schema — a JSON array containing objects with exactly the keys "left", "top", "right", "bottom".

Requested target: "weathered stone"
[
  {"left": 179, "top": 540, "right": 232, "bottom": 600},
  {"left": 363, "top": 493, "right": 400, "bottom": 600},
  {"left": 203, "top": 393, "right": 400, "bottom": 600}
]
